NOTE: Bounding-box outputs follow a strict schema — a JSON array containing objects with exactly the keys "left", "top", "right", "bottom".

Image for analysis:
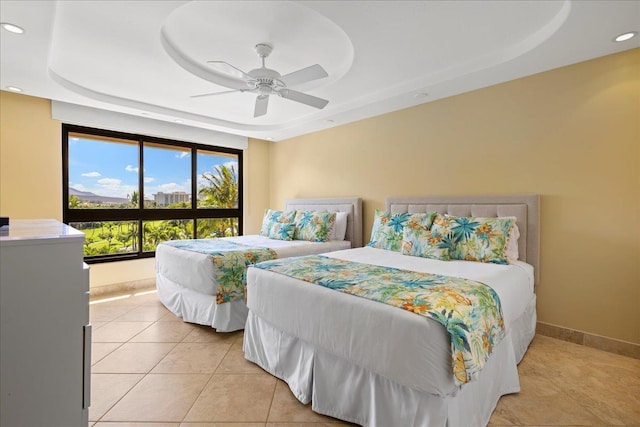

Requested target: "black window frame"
[{"left": 62, "top": 124, "right": 243, "bottom": 264}]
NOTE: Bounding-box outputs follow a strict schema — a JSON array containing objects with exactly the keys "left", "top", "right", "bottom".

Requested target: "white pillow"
[
  {"left": 505, "top": 222, "right": 520, "bottom": 262},
  {"left": 330, "top": 211, "right": 349, "bottom": 241}
]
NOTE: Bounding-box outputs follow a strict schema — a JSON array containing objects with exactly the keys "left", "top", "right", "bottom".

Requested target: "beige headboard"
[
  {"left": 386, "top": 194, "right": 540, "bottom": 285},
  {"left": 284, "top": 197, "right": 363, "bottom": 248}
]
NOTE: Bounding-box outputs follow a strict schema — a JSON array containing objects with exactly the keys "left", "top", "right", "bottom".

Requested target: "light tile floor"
[{"left": 89, "top": 290, "right": 640, "bottom": 426}]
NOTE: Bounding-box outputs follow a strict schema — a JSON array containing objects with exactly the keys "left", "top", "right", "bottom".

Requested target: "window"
[{"left": 63, "top": 124, "right": 242, "bottom": 263}]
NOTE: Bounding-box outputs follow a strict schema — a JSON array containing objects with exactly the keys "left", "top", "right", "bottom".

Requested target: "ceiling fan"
[{"left": 192, "top": 43, "right": 329, "bottom": 117}]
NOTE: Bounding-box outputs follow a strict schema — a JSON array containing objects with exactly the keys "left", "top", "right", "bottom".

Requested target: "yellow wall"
[
  {"left": 270, "top": 49, "right": 640, "bottom": 344},
  {"left": 244, "top": 138, "right": 271, "bottom": 234},
  {"left": 0, "top": 91, "right": 271, "bottom": 289},
  {"left": 0, "top": 92, "right": 62, "bottom": 220},
  {"left": 1, "top": 49, "right": 638, "bottom": 344}
]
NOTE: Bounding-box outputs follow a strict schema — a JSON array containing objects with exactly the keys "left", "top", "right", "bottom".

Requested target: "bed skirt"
[
  {"left": 243, "top": 297, "right": 536, "bottom": 427},
  {"left": 156, "top": 272, "right": 247, "bottom": 332}
]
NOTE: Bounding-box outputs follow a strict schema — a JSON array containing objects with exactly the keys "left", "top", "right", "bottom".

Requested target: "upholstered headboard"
[
  {"left": 386, "top": 194, "right": 540, "bottom": 285},
  {"left": 284, "top": 197, "right": 363, "bottom": 248}
]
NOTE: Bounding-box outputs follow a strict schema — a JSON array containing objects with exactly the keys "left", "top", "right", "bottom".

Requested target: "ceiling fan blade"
[
  {"left": 190, "top": 89, "right": 242, "bottom": 99},
  {"left": 280, "top": 64, "right": 328, "bottom": 87},
  {"left": 280, "top": 89, "right": 329, "bottom": 109},
  {"left": 254, "top": 95, "right": 269, "bottom": 117},
  {"left": 206, "top": 61, "right": 252, "bottom": 81}
]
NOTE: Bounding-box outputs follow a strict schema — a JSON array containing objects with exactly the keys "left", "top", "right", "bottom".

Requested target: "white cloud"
[
  {"left": 73, "top": 178, "right": 136, "bottom": 199},
  {"left": 81, "top": 171, "right": 101, "bottom": 177},
  {"left": 223, "top": 161, "right": 238, "bottom": 171},
  {"left": 145, "top": 182, "right": 187, "bottom": 196},
  {"left": 97, "top": 178, "right": 122, "bottom": 185},
  {"left": 176, "top": 152, "right": 189, "bottom": 159},
  {"left": 125, "top": 165, "right": 139, "bottom": 172},
  {"left": 158, "top": 182, "right": 185, "bottom": 192},
  {"left": 197, "top": 162, "right": 238, "bottom": 188},
  {"left": 203, "top": 161, "right": 238, "bottom": 176},
  {"left": 144, "top": 177, "right": 155, "bottom": 183},
  {"left": 71, "top": 183, "right": 87, "bottom": 191}
]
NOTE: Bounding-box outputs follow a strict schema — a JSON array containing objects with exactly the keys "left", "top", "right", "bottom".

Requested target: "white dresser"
[{"left": 0, "top": 219, "right": 90, "bottom": 427}]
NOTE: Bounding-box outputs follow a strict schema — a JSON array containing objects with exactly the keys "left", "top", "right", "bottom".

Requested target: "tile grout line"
[
  {"left": 545, "top": 374, "right": 612, "bottom": 426},
  {"left": 92, "top": 311, "right": 179, "bottom": 424},
  {"left": 91, "top": 298, "right": 152, "bottom": 424},
  {"left": 90, "top": 342, "right": 125, "bottom": 366},
  {"left": 176, "top": 321, "right": 236, "bottom": 424},
  {"left": 179, "top": 370, "right": 216, "bottom": 424},
  {"left": 91, "top": 369, "right": 147, "bottom": 423},
  {"left": 265, "top": 366, "right": 279, "bottom": 424}
]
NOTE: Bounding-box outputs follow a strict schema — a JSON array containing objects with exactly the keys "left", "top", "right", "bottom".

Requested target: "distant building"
[{"left": 154, "top": 191, "right": 190, "bottom": 206}]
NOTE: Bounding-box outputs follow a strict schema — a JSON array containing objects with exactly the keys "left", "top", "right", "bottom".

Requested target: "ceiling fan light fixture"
[
  {"left": 614, "top": 31, "right": 637, "bottom": 42},
  {"left": 1, "top": 23, "right": 24, "bottom": 34}
]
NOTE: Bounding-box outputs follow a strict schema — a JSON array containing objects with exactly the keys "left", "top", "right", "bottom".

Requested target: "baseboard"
[
  {"left": 89, "top": 278, "right": 156, "bottom": 299},
  {"left": 536, "top": 321, "right": 640, "bottom": 360}
]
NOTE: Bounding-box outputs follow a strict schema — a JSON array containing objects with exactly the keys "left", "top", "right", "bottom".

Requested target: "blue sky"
[{"left": 69, "top": 136, "right": 238, "bottom": 200}]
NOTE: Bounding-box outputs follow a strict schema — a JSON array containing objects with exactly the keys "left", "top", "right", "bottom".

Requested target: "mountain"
[{"left": 69, "top": 187, "right": 129, "bottom": 204}]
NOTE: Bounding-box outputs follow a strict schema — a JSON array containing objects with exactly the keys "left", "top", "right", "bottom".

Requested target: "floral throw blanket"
[
  {"left": 254, "top": 255, "right": 505, "bottom": 385},
  {"left": 163, "top": 239, "right": 277, "bottom": 304}
]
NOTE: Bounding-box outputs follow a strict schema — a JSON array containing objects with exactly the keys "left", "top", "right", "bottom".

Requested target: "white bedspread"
[
  {"left": 246, "top": 246, "right": 534, "bottom": 396},
  {"left": 155, "top": 235, "right": 351, "bottom": 331}
]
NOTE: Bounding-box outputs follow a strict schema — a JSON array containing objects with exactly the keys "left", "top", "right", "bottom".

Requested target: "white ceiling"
[{"left": 1, "top": 0, "right": 638, "bottom": 142}]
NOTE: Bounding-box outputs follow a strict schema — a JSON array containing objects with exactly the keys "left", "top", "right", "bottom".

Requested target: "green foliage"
[
  {"left": 69, "top": 195, "right": 81, "bottom": 208},
  {"left": 198, "top": 164, "right": 239, "bottom": 236},
  {"left": 72, "top": 163, "right": 240, "bottom": 257},
  {"left": 198, "top": 164, "right": 238, "bottom": 208},
  {"left": 129, "top": 190, "right": 139, "bottom": 207}
]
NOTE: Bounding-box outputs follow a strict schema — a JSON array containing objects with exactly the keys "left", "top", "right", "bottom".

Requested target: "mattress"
[
  {"left": 245, "top": 246, "right": 535, "bottom": 396},
  {"left": 156, "top": 235, "right": 352, "bottom": 331}
]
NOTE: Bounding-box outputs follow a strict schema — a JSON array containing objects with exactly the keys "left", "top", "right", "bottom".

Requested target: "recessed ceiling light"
[
  {"left": 266, "top": 137, "right": 273, "bottom": 140},
  {"left": 174, "top": 119, "right": 183, "bottom": 124},
  {"left": 326, "top": 119, "right": 335, "bottom": 123},
  {"left": 614, "top": 31, "right": 637, "bottom": 42},
  {"left": 1, "top": 23, "right": 24, "bottom": 34},
  {"left": 414, "top": 92, "right": 429, "bottom": 99},
  {"left": 6, "top": 86, "right": 22, "bottom": 92}
]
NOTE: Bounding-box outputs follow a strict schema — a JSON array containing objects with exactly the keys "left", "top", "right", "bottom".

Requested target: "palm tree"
[
  {"left": 198, "top": 164, "right": 239, "bottom": 236},
  {"left": 125, "top": 222, "right": 139, "bottom": 251},
  {"left": 129, "top": 190, "right": 139, "bottom": 208},
  {"left": 69, "top": 195, "right": 81, "bottom": 208},
  {"left": 199, "top": 164, "right": 238, "bottom": 209},
  {"left": 144, "top": 222, "right": 171, "bottom": 251}
]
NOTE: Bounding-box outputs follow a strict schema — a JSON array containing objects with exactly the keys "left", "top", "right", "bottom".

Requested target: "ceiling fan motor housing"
[{"left": 248, "top": 67, "right": 284, "bottom": 93}]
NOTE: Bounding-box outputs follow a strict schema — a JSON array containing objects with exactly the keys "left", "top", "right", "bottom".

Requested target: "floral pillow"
[
  {"left": 259, "top": 209, "right": 296, "bottom": 241},
  {"left": 445, "top": 215, "right": 516, "bottom": 264},
  {"left": 293, "top": 210, "right": 336, "bottom": 242},
  {"left": 368, "top": 210, "right": 436, "bottom": 252},
  {"left": 505, "top": 221, "right": 520, "bottom": 263},
  {"left": 401, "top": 216, "right": 451, "bottom": 260}
]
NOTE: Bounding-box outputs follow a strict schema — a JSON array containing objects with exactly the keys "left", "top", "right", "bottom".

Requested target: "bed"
[
  {"left": 243, "top": 194, "right": 540, "bottom": 426},
  {"left": 156, "top": 197, "right": 363, "bottom": 332}
]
